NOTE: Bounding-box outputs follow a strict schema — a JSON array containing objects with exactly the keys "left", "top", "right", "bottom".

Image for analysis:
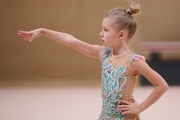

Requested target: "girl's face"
[{"left": 99, "top": 18, "right": 120, "bottom": 47}]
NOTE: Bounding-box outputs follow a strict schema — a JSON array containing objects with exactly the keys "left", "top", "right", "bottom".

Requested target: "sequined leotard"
[{"left": 98, "top": 47, "right": 145, "bottom": 120}]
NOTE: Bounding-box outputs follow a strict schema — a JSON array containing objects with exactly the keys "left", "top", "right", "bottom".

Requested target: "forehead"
[{"left": 102, "top": 18, "right": 114, "bottom": 28}]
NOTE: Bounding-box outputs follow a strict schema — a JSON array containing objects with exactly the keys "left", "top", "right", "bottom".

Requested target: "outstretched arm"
[
  {"left": 119, "top": 60, "right": 169, "bottom": 114},
  {"left": 17, "top": 28, "right": 103, "bottom": 61}
]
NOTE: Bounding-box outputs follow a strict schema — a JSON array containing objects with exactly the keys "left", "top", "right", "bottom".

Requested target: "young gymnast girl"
[{"left": 17, "top": 3, "right": 168, "bottom": 120}]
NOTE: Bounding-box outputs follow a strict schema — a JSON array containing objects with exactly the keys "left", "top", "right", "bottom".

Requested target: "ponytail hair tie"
[
  {"left": 125, "top": 9, "right": 131, "bottom": 15},
  {"left": 127, "top": 10, "right": 131, "bottom": 15}
]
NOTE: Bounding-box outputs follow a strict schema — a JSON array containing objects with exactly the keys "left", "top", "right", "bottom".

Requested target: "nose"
[{"left": 99, "top": 31, "right": 103, "bottom": 37}]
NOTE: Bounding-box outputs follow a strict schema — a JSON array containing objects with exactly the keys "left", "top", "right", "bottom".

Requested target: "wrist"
[
  {"left": 38, "top": 28, "right": 46, "bottom": 35},
  {"left": 139, "top": 104, "right": 145, "bottom": 113}
]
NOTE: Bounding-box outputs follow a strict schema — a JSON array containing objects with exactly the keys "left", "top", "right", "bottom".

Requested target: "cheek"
[{"left": 106, "top": 33, "right": 115, "bottom": 40}]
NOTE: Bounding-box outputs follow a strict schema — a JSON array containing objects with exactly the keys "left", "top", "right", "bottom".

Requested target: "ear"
[{"left": 119, "top": 30, "right": 125, "bottom": 39}]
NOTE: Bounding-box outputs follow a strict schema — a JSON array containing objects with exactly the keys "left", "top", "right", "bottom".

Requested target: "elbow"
[
  {"left": 161, "top": 81, "right": 169, "bottom": 93},
  {"left": 155, "top": 81, "right": 169, "bottom": 93},
  {"left": 164, "top": 82, "right": 169, "bottom": 92}
]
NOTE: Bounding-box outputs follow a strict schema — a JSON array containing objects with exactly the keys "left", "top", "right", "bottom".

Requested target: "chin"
[{"left": 103, "top": 44, "right": 110, "bottom": 48}]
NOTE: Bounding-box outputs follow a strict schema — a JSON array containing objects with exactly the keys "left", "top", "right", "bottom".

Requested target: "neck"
[
  {"left": 112, "top": 40, "right": 130, "bottom": 56},
  {"left": 112, "top": 47, "right": 130, "bottom": 56}
]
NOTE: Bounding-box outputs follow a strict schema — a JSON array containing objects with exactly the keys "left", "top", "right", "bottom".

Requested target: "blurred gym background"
[{"left": 0, "top": 0, "right": 180, "bottom": 120}]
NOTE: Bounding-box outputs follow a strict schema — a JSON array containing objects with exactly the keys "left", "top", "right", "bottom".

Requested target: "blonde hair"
[{"left": 105, "top": 3, "right": 140, "bottom": 39}]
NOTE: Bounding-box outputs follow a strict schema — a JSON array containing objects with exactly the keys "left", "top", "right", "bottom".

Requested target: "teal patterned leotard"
[{"left": 98, "top": 47, "right": 145, "bottom": 120}]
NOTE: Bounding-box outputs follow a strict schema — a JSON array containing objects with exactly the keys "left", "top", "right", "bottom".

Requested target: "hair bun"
[{"left": 128, "top": 4, "right": 140, "bottom": 15}]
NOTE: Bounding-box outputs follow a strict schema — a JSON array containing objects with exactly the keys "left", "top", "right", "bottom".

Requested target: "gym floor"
[{"left": 0, "top": 85, "right": 179, "bottom": 120}]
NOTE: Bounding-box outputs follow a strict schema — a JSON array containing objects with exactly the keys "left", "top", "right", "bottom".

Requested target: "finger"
[
  {"left": 118, "top": 105, "right": 129, "bottom": 108},
  {"left": 18, "top": 30, "right": 32, "bottom": 36},
  {"left": 17, "top": 31, "right": 31, "bottom": 35},
  {"left": 121, "top": 107, "right": 130, "bottom": 111},
  {"left": 18, "top": 30, "right": 25, "bottom": 32},
  {"left": 18, "top": 34, "right": 30, "bottom": 38},
  {"left": 29, "top": 36, "right": 35, "bottom": 42},
  {"left": 19, "top": 35, "right": 32, "bottom": 39},
  {"left": 132, "top": 99, "right": 137, "bottom": 103},
  {"left": 17, "top": 30, "right": 24, "bottom": 33},
  {"left": 17, "top": 31, "right": 27, "bottom": 35},
  {"left": 24, "top": 37, "right": 31, "bottom": 41},
  {"left": 24, "top": 36, "right": 33, "bottom": 41},
  {"left": 122, "top": 110, "right": 130, "bottom": 115},
  {"left": 18, "top": 34, "right": 30, "bottom": 39},
  {"left": 18, "top": 33, "right": 33, "bottom": 40},
  {"left": 120, "top": 100, "right": 130, "bottom": 105}
]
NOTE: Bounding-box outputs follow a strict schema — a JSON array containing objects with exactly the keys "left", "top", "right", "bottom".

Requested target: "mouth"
[{"left": 101, "top": 39, "right": 105, "bottom": 43}]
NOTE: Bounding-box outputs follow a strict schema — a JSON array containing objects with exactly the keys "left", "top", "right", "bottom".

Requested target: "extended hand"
[
  {"left": 117, "top": 99, "right": 142, "bottom": 115},
  {"left": 17, "top": 29, "right": 42, "bottom": 42}
]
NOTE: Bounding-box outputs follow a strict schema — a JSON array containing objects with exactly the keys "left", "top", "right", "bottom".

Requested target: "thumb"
[
  {"left": 29, "top": 35, "right": 35, "bottom": 42},
  {"left": 132, "top": 99, "right": 137, "bottom": 103}
]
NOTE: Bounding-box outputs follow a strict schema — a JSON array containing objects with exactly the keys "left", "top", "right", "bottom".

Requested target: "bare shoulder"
[
  {"left": 94, "top": 45, "right": 104, "bottom": 61},
  {"left": 130, "top": 55, "right": 148, "bottom": 72},
  {"left": 131, "top": 59, "right": 150, "bottom": 71},
  {"left": 131, "top": 58, "right": 166, "bottom": 86},
  {"left": 130, "top": 54, "right": 155, "bottom": 77}
]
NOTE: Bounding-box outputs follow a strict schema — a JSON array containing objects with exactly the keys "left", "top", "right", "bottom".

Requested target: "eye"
[{"left": 104, "top": 28, "right": 108, "bottom": 32}]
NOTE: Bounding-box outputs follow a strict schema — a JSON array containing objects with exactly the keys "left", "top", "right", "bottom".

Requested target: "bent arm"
[
  {"left": 18, "top": 28, "right": 103, "bottom": 61},
  {"left": 132, "top": 60, "right": 169, "bottom": 112}
]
